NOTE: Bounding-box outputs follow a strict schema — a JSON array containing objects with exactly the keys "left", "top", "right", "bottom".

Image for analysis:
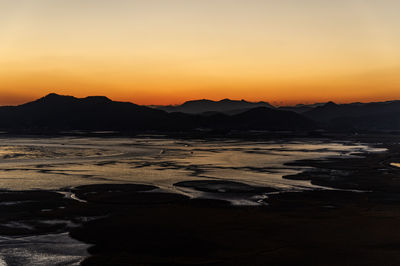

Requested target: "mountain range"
[
  {"left": 151, "top": 99, "right": 274, "bottom": 115},
  {"left": 1, "top": 93, "right": 400, "bottom": 133},
  {"left": 0, "top": 94, "right": 314, "bottom": 133},
  {"left": 303, "top": 100, "right": 400, "bottom": 131}
]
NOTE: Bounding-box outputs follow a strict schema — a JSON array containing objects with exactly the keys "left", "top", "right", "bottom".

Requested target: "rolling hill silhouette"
[
  {"left": 0, "top": 93, "right": 174, "bottom": 131},
  {"left": 304, "top": 101, "right": 400, "bottom": 130},
  {"left": 153, "top": 99, "right": 274, "bottom": 114},
  {"left": 200, "top": 107, "right": 316, "bottom": 131},
  {"left": 3, "top": 93, "right": 400, "bottom": 133},
  {"left": 0, "top": 94, "right": 315, "bottom": 133}
]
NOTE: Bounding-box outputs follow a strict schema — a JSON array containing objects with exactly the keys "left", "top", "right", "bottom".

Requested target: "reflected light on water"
[
  {"left": 391, "top": 163, "right": 400, "bottom": 168},
  {"left": 0, "top": 137, "right": 386, "bottom": 196}
]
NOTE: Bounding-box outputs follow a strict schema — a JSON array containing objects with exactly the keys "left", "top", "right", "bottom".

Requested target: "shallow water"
[
  {"left": 0, "top": 233, "right": 89, "bottom": 266},
  {"left": 0, "top": 136, "right": 385, "bottom": 195}
]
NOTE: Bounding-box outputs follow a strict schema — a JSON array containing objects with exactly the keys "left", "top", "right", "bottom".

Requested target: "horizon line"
[{"left": 1, "top": 92, "right": 400, "bottom": 108}]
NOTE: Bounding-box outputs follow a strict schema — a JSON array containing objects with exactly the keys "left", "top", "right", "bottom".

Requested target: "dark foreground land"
[
  {"left": 73, "top": 188, "right": 400, "bottom": 266},
  {"left": 2, "top": 134, "right": 400, "bottom": 265}
]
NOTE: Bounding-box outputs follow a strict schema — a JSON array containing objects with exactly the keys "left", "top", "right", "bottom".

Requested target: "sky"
[{"left": 0, "top": 0, "right": 400, "bottom": 106}]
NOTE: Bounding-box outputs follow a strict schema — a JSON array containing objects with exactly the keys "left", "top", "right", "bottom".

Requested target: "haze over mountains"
[{"left": 1, "top": 93, "right": 400, "bottom": 133}]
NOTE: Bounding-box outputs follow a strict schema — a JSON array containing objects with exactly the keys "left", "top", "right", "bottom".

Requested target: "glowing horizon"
[{"left": 1, "top": 0, "right": 400, "bottom": 106}]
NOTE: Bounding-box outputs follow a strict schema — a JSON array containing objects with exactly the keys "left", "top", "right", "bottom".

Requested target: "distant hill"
[
  {"left": 0, "top": 94, "right": 316, "bottom": 133},
  {"left": 278, "top": 103, "right": 326, "bottom": 114},
  {"left": 206, "top": 107, "right": 316, "bottom": 131},
  {"left": 0, "top": 93, "right": 177, "bottom": 131},
  {"left": 304, "top": 101, "right": 400, "bottom": 130},
  {"left": 152, "top": 99, "right": 274, "bottom": 114}
]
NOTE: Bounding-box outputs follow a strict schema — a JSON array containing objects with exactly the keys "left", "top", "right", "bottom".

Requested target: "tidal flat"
[{"left": 0, "top": 134, "right": 399, "bottom": 265}]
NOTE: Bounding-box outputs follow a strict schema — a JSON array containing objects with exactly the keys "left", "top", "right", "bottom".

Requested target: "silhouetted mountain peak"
[
  {"left": 42, "top": 93, "right": 74, "bottom": 100},
  {"left": 36, "top": 93, "right": 113, "bottom": 105},
  {"left": 181, "top": 99, "right": 214, "bottom": 106},
  {"left": 324, "top": 101, "right": 338, "bottom": 107},
  {"left": 84, "top": 96, "right": 112, "bottom": 104},
  {"left": 44, "top": 93, "right": 61, "bottom": 98},
  {"left": 32, "top": 93, "right": 77, "bottom": 105},
  {"left": 220, "top": 98, "right": 233, "bottom": 103}
]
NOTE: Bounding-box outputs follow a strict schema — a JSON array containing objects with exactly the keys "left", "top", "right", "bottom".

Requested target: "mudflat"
[
  {"left": 1, "top": 134, "right": 400, "bottom": 265},
  {"left": 71, "top": 189, "right": 400, "bottom": 266}
]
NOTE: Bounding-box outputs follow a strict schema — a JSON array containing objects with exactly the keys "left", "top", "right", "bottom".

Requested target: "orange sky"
[{"left": 1, "top": 0, "right": 400, "bottom": 106}]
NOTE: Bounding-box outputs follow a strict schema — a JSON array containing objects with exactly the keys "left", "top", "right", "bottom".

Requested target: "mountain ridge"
[
  {"left": 3, "top": 93, "right": 400, "bottom": 133},
  {"left": 0, "top": 94, "right": 316, "bottom": 133},
  {"left": 152, "top": 98, "right": 274, "bottom": 114}
]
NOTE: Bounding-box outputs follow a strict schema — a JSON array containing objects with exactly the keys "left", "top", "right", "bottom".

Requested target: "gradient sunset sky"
[{"left": 1, "top": 0, "right": 399, "bottom": 106}]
